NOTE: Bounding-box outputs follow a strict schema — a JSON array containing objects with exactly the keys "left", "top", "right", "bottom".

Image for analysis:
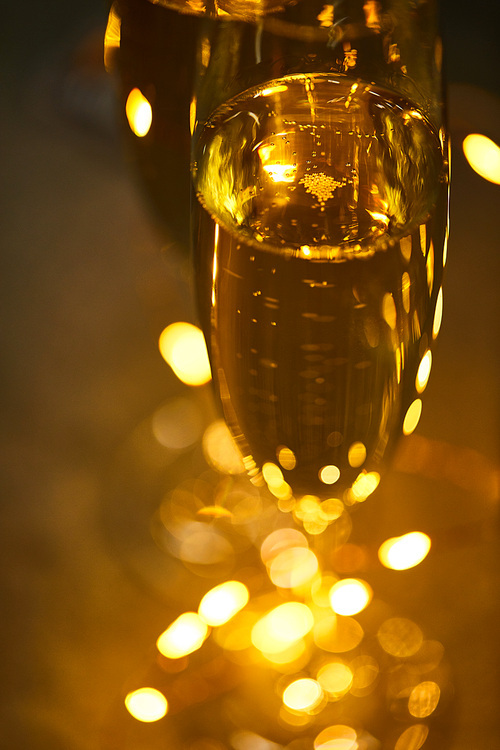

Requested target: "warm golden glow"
[
  {"left": 158, "top": 322, "right": 212, "bottom": 386},
  {"left": 157, "top": 612, "right": 209, "bottom": 658},
  {"left": 382, "top": 293, "right": 397, "bottom": 329},
  {"left": 329, "top": 579, "right": 372, "bottom": 616},
  {"left": 269, "top": 547, "right": 319, "bottom": 589},
  {"left": 319, "top": 464, "right": 341, "bottom": 485},
  {"left": 251, "top": 602, "right": 314, "bottom": 654},
  {"left": 350, "top": 471, "right": 380, "bottom": 501},
  {"left": 314, "top": 614, "right": 364, "bottom": 653},
  {"left": 202, "top": 419, "right": 244, "bottom": 474},
  {"left": 415, "top": 350, "right": 432, "bottom": 393},
  {"left": 125, "top": 88, "right": 152, "bottom": 137},
  {"left": 403, "top": 399, "right": 422, "bottom": 436},
  {"left": 282, "top": 678, "right": 323, "bottom": 712},
  {"left": 432, "top": 287, "right": 443, "bottom": 339},
  {"left": 314, "top": 724, "right": 358, "bottom": 750},
  {"left": 151, "top": 398, "right": 203, "bottom": 451},
  {"left": 259, "top": 84, "right": 289, "bottom": 97},
  {"left": 395, "top": 724, "right": 429, "bottom": 750},
  {"left": 377, "top": 617, "right": 423, "bottom": 657},
  {"left": 277, "top": 445, "right": 297, "bottom": 470},
  {"left": 198, "top": 581, "right": 249, "bottom": 626},
  {"left": 124, "top": 688, "right": 168, "bottom": 722},
  {"left": 260, "top": 528, "right": 308, "bottom": 564},
  {"left": 347, "top": 442, "right": 366, "bottom": 468},
  {"left": 104, "top": 4, "right": 121, "bottom": 72},
  {"left": 408, "top": 681, "right": 441, "bottom": 718},
  {"left": 317, "top": 661, "right": 353, "bottom": 698},
  {"left": 262, "top": 461, "right": 284, "bottom": 487},
  {"left": 349, "top": 655, "right": 379, "bottom": 696},
  {"left": 263, "top": 164, "right": 297, "bottom": 183},
  {"left": 463, "top": 133, "right": 500, "bottom": 184},
  {"left": 378, "top": 531, "right": 431, "bottom": 570}
]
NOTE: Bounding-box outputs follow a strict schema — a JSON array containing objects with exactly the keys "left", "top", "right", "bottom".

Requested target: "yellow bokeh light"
[
  {"left": 317, "top": 661, "right": 353, "bottom": 698},
  {"left": 319, "top": 465, "right": 341, "bottom": 485},
  {"left": 262, "top": 462, "right": 284, "bottom": 487},
  {"left": 350, "top": 471, "right": 380, "bottom": 501},
  {"left": 202, "top": 419, "right": 244, "bottom": 474},
  {"left": 157, "top": 612, "right": 209, "bottom": 658},
  {"left": 347, "top": 442, "right": 366, "bottom": 468},
  {"left": 433, "top": 287, "right": 443, "bottom": 339},
  {"left": 408, "top": 680, "right": 441, "bottom": 718},
  {"left": 377, "top": 617, "right": 423, "bottom": 657},
  {"left": 125, "top": 88, "right": 152, "bottom": 137},
  {"left": 198, "top": 581, "right": 249, "bottom": 627},
  {"left": 313, "top": 614, "right": 364, "bottom": 653},
  {"left": 251, "top": 602, "right": 314, "bottom": 654},
  {"left": 283, "top": 678, "right": 323, "bottom": 712},
  {"left": 269, "top": 547, "right": 319, "bottom": 589},
  {"left": 463, "top": 133, "right": 500, "bottom": 184},
  {"left": 329, "top": 579, "right": 372, "bottom": 616},
  {"left": 403, "top": 399, "right": 422, "bottom": 436},
  {"left": 124, "top": 688, "right": 168, "bottom": 722},
  {"left": 382, "top": 293, "right": 397, "bottom": 329},
  {"left": 277, "top": 445, "right": 297, "bottom": 470},
  {"left": 104, "top": 4, "right": 121, "bottom": 72},
  {"left": 378, "top": 531, "right": 431, "bottom": 570},
  {"left": 260, "top": 528, "right": 308, "bottom": 564},
  {"left": 314, "top": 725, "right": 358, "bottom": 750},
  {"left": 395, "top": 724, "right": 429, "bottom": 750},
  {"left": 415, "top": 350, "right": 432, "bottom": 393},
  {"left": 158, "top": 322, "right": 212, "bottom": 386}
]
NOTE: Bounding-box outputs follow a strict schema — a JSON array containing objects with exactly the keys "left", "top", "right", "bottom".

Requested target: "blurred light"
[
  {"left": 313, "top": 614, "right": 364, "bottom": 653},
  {"left": 260, "top": 84, "right": 288, "bottom": 97},
  {"left": 350, "top": 471, "right": 380, "bottom": 501},
  {"left": 198, "top": 581, "right": 249, "bottom": 626},
  {"left": 202, "top": 419, "right": 244, "bottom": 474},
  {"left": 463, "top": 133, "right": 500, "bottom": 184},
  {"left": 277, "top": 445, "right": 297, "bottom": 470},
  {"left": 262, "top": 462, "right": 284, "bottom": 487},
  {"left": 125, "top": 88, "right": 152, "bottom": 137},
  {"left": 158, "top": 322, "right": 212, "bottom": 386},
  {"left": 283, "top": 678, "right": 323, "bottom": 712},
  {"left": 124, "top": 688, "right": 168, "bottom": 722},
  {"left": 178, "top": 523, "right": 233, "bottom": 565},
  {"left": 314, "top": 724, "right": 357, "bottom": 750},
  {"left": 269, "top": 547, "right": 319, "bottom": 588},
  {"left": 378, "top": 532, "right": 431, "bottom": 570},
  {"left": 347, "top": 442, "right": 366, "bottom": 468},
  {"left": 261, "top": 529, "right": 308, "bottom": 565},
  {"left": 415, "top": 350, "right": 432, "bottom": 393},
  {"left": 382, "top": 293, "right": 397, "bottom": 329},
  {"left": 263, "top": 164, "right": 297, "bottom": 183},
  {"left": 377, "top": 617, "right": 423, "bottom": 657},
  {"left": 349, "top": 655, "right": 379, "bottom": 696},
  {"left": 402, "top": 272, "right": 410, "bottom": 313},
  {"left": 251, "top": 602, "right": 314, "bottom": 654},
  {"left": 432, "top": 287, "right": 443, "bottom": 339},
  {"left": 319, "top": 465, "right": 341, "bottom": 485},
  {"left": 408, "top": 681, "right": 441, "bottom": 718},
  {"left": 152, "top": 398, "right": 203, "bottom": 450},
  {"left": 403, "top": 399, "right": 422, "bottom": 436},
  {"left": 329, "top": 579, "right": 372, "bottom": 616},
  {"left": 157, "top": 612, "right": 209, "bottom": 658},
  {"left": 395, "top": 724, "right": 429, "bottom": 750},
  {"left": 104, "top": 4, "right": 121, "bottom": 72},
  {"left": 317, "top": 661, "right": 353, "bottom": 698}
]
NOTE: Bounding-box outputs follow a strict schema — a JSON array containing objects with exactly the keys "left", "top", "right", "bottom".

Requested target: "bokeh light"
[
  {"left": 463, "top": 133, "right": 500, "bottom": 184},
  {"left": 378, "top": 532, "right": 431, "bottom": 570},
  {"left": 317, "top": 661, "right": 353, "bottom": 698},
  {"left": 125, "top": 88, "right": 152, "bottom": 137},
  {"left": 158, "top": 322, "right": 212, "bottom": 386},
  {"left": 202, "top": 419, "right": 244, "bottom": 474},
  {"left": 329, "top": 579, "right": 372, "bottom": 616},
  {"left": 269, "top": 547, "right": 319, "bottom": 589},
  {"left": 124, "top": 687, "right": 168, "bottom": 722},
  {"left": 314, "top": 724, "right": 357, "bottom": 750},
  {"left": 157, "top": 612, "right": 209, "bottom": 658},
  {"left": 251, "top": 602, "right": 314, "bottom": 654},
  {"left": 408, "top": 681, "right": 441, "bottom": 718},
  {"left": 415, "top": 350, "right": 432, "bottom": 393},
  {"left": 403, "top": 399, "right": 422, "bottom": 436},
  {"left": 198, "top": 581, "right": 249, "bottom": 626},
  {"left": 377, "top": 617, "right": 423, "bottom": 657},
  {"left": 282, "top": 678, "right": 324, "bottom": 712}
]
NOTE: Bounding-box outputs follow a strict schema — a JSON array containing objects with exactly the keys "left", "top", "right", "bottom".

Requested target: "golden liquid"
[{"left": 193, "top": 74, "right": 448, "bottom": 496}]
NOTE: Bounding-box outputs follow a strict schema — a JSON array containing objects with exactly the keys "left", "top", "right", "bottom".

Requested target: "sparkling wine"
[{"left": 193, "top": 74, "right": 448, "bottom": 497}]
